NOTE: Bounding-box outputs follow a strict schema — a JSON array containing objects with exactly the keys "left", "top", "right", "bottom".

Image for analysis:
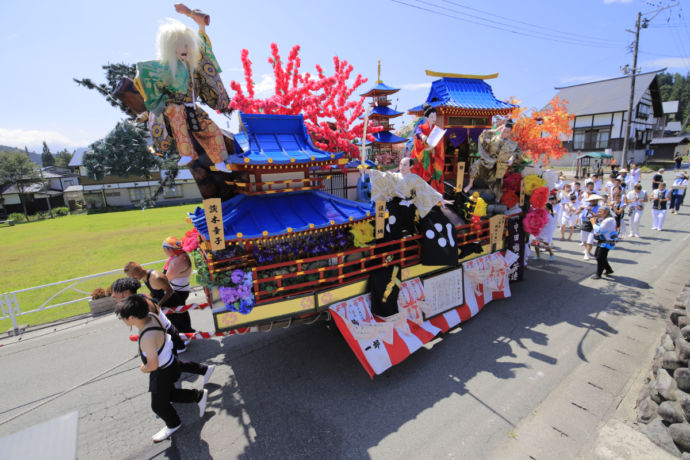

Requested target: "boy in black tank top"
[{"left": 116, "top": 295, "right": 209, "bottom": 443}]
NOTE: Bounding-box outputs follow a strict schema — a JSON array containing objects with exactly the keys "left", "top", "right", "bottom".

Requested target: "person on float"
[
  {"left": 124, "top": 261, "right": 194, "bottom": 334},
  {"left": 134, "top": 4, "right": 230, "bottom": 171},
  {"left": 626, "top": 183, "right": 647, "bottom": 238},
  {"left": 111, "top": 277, "right": 214, "bottom": 380},
  {"left": 410, "top": 103, "right": 445, "bottom": 194},
  {"left": 651, "top": 182, "right": 670, "bottom": 231},
  {"left": 115, "top": 295, "right": 208, "bottom": 443},
  {"left": 590, "top": 206, "right": 617, "bottom": 280},
  {"left": 360, "top": 156, "right": 452, "bottom": 218},
  {"left": 580, "top": 195, "right": 601, "bottom": 260},
  {"left": 670, "top": 172, "right": 687, "bottom": 215}
]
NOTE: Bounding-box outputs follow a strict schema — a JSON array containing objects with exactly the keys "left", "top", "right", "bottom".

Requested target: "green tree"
[
  {"left": 83, "top": 121, "right": 157, "bottom": 181},
  {"left": 74, "top": 63, "right": 137, "bottom": 117},
  {"left": 41, "top": 141, "right": 55, "bottom": 166},
  {"left": 54, "top": 149, "right": 73, "bottom": 168},
  {"left": 0, "top": 150, "right": 39, "bottom": 220}
]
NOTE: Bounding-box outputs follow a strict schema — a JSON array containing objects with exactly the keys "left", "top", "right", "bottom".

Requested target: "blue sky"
[{"left": 1, "top": 0, "right": 688, "bottom": 152}]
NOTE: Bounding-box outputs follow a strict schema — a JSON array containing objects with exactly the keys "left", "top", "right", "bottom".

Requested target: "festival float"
[{"left": 105, "top": 5, "right": 571, "bottom": 377}]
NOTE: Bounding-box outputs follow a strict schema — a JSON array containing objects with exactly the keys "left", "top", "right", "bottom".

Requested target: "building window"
[
  {"left": 128, "top": 188, "right": 148, "bottom": 202},
  {"left": 163, "top": 186, "right": 183, "bottom": 199},
  {"left": 637, "top": 103, "right": 650, "bottom": 119},
  {"left": 573, "top": 128, "right": 611, "bottom": 150}
]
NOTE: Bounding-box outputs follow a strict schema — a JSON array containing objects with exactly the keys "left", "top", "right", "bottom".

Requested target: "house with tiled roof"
[{"left": 550, "top": 69, "right": 667, "bottom": 165}]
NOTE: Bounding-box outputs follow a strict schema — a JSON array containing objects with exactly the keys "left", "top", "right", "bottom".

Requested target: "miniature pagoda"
[
  {"left": 359, "top": 61, "right": 408, "bottom": 166},
  {"left": 408, "top": 71, "right": 516, "bottom": 185}
]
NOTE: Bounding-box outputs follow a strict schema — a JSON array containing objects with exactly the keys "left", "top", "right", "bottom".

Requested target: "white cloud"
[
  {"left": 400, "top": 82, "right": 432, "bottom": 91},
  {"left": 0, "top": 128, "right": 91, "bottom": 151},
  {"left": 559, "top": 75, "right": 609, "bottom": 84},
  {"left": 642, "top": 57, "right": 690, "bottom": 69},
  {"left": 238, "top": 73, "right": 275, "bottom": 97}
]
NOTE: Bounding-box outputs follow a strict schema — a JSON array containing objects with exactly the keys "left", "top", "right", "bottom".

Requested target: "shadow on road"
[{"left": 168, "top": 252, "right": 666, "bottom": 458}]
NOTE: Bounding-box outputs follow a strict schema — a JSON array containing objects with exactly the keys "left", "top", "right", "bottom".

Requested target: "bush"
[
  {"left": 8, "top": 212, "right": 25, "bottom": 223},
  {"left": 54, "top": 207, "right": 70, "bottom": 216}
]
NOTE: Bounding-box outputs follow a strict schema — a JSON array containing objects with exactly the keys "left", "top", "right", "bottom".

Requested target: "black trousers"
[
  {"left": 596, "top": 246, "right": 613, "bottom": 276},
  {"left": 165, "top": 323, "right": 206, "bottom": 375},
  {"left": 149, "top": 360, "right": 203, "bottom": 428},
  {"left": 162, "top": 291, "right": 194, "bottom": 333}
]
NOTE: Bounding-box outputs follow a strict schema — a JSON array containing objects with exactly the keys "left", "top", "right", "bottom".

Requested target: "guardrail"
[{"left": 0, "top": 259, "right": 167, "bottom": 335}]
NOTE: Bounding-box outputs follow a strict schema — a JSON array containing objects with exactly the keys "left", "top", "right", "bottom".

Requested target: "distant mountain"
[
  {"left": 0, "top": 145, "right": 42, "bottom": 165},
  {"left": 0, "top": 145, "right": 88, "bottom": 166}
]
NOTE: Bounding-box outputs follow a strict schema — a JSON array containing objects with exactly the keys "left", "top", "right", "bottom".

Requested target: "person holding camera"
[
  {"left": 591, "top": 206, "right": 618, "bottom": 279},
  {"left": 580, "top": 196, "right": 600, "bottom": 260}
]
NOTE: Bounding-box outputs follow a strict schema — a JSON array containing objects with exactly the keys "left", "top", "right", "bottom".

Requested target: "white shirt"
[
  {"left": 593, "top": 179, "right": 603, "bottom": 194},
  {"left": 630, "top": 168, "right": 640, "bottom": 185}
]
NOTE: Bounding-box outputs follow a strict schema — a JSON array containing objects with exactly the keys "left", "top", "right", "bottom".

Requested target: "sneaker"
[
  {"left": 198, "top": 389, "right": 208, "bottom": 417},
  {"left": 634, "top": 234, "right": 640, "bottom": 238},
  {"left": 584, "top": 253, "right": 590, "bottom": 260},
  {"left": 202, "top": 365, "right": 215, "bottom": 386},
  {"left": 549, "top": 255, "right": 555, "bottom": 261},
  {"left": 152, "top": 424, "right": 181, "bottom": 443},
  {"left": 604, "top": 270, "right": 614, "bottom": 276},
  {"left": 592, "top": 274, "right": 602, "bottom": 279},
  {"left": 627, "top": 233, "right": 633, "bottom": 238},
  {"left": 578, "top": 242, "right": 584, "bottom": 246}
]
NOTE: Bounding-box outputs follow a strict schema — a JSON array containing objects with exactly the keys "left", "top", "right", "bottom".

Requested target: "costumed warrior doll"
[
  {"left": 465, "top": 119, "right": 521, "bottom": 200},
  {"left": 134, "top": 4, "right": 231, "bottom": 171},
  {"left": 410, "top": 103, "right": 445, "bottom": 194}
]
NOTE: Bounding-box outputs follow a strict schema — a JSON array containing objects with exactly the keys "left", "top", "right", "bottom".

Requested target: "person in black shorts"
[{"left": 116, "top": 295, "right": 208, "bottom": 443}]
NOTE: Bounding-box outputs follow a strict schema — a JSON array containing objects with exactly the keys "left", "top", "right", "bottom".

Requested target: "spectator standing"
[
  {"left": 652, "top": 169, "right": 664, "bottom": 190},
  {"left": 630, "top": 163, "right": 641, "bottom": 185},
  {"left": 580, "top": 196, "right": 600, "bottom": 260},
  {"left": 671, "top": 173, "right": 687, "bottom": 214},
  {"left": 561, "top": 193, "right": 578, "bottom": 240},
  {"left": 592, "top": 173, "right": 603, "bottom": 194},
  {"left": 675, "top": 152, "right": 683, "bottom": 170},
  {"left": 591, "top": 206, "right": 618, "bottom": 279},
  {"left": 610, "top": 190, "right": 627, "bottom": 238},
  {"left": 651, "top": 182, "right": 670, "bottom": 230},
  {"left": 626, "top": 183, "right": 647, "bottom": 238}
]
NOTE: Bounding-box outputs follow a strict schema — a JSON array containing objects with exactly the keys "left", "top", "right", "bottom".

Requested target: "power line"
[
  {"left": 390, "top": 0, "right": 625, "bottom": 49},
  {"left": 439, "top": 0, "right": 624, "bottom": 46}
]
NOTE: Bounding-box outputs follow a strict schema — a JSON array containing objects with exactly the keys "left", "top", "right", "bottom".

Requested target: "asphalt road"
[{"left": 0, "top": 172, "right": 688, "bottom": 459}]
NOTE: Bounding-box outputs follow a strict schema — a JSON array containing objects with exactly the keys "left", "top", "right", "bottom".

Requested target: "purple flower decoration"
[
  {"left": 219, "top": 286, "right": 239, "bottom": 304},
  {"left": 231, "top": 269, "right": 245, "bottom": 285}
]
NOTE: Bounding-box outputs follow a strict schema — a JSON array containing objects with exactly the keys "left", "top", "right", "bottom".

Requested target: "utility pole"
[
  {"left": 621, "top": 12, "right": 641, "bottom": 168},
  {"left": 621, "top": 2, "right": 679, "bottom": 167}
]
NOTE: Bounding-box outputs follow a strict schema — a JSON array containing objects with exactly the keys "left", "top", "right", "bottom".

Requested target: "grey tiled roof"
[{"left": 553, "top": 70, "right": 664, "bottom": 116}]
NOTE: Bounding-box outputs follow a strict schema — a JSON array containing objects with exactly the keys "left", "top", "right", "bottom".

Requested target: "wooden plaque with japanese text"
[{"left": 203, "top": 198, "right": 226, "bottom": 252}]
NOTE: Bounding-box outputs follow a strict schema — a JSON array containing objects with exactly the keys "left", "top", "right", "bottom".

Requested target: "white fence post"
[{"left": 2, "top": 293, "right": 19, "bottom": 335}]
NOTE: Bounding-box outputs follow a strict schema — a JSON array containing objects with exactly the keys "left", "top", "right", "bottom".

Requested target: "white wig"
[{"left": 156, "top": 18, "right": 201, "bottom": 79}]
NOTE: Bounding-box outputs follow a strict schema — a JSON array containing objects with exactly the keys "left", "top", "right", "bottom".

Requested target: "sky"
[{"left": 1, "top": 0, "right": 689, "bottom": 153}]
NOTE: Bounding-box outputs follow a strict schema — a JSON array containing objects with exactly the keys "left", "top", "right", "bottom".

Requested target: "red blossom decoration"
[
  {"left": 501, "top": 190, "right": 519, "bottom": 209},
  {"left": 182, "top": 228, "right": 200, "bottom": 252},
  {"left": 229, "top": 44, "right": 382, "bottom": 158},
  {"left": 529, "top": 187, "right": 550, "bottom": 209},
  {"left": 523, "top": 208, "right": 549, "bottom": 235},
  {"left": 503, "top": 172, "right": 522, "bottom": 193}
]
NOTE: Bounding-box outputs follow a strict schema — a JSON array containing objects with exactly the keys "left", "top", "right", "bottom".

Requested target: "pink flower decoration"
[
  {"left": 523, "top": 207, "right": 549, "bottom": 235},
  {"left": 182, "top": 228, "right": 200, "bottom": 252}
]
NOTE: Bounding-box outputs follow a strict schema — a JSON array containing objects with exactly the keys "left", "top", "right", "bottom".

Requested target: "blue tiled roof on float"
[
  {"left": 189, "top": 190, "right": 373, "bottom": 241},
  {"left": 226, "top": 112, "right": 343, "bottom": 165},
  {"left": 360, "top": 82, "right": 400, "bottom": 97},
  {"left": 372, "top": 131, "right": 408, "bottom": 144},
  {"left": 408, "top": 78, "right": 516, "bottom": 113},
  {"left": 370, "top": 106, "right": 404, "bottom": 118}
]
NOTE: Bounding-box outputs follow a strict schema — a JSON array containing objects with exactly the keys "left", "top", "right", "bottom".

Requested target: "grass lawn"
[{"left": 0, "top": 204, "right": 199, "bottom": 331}]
